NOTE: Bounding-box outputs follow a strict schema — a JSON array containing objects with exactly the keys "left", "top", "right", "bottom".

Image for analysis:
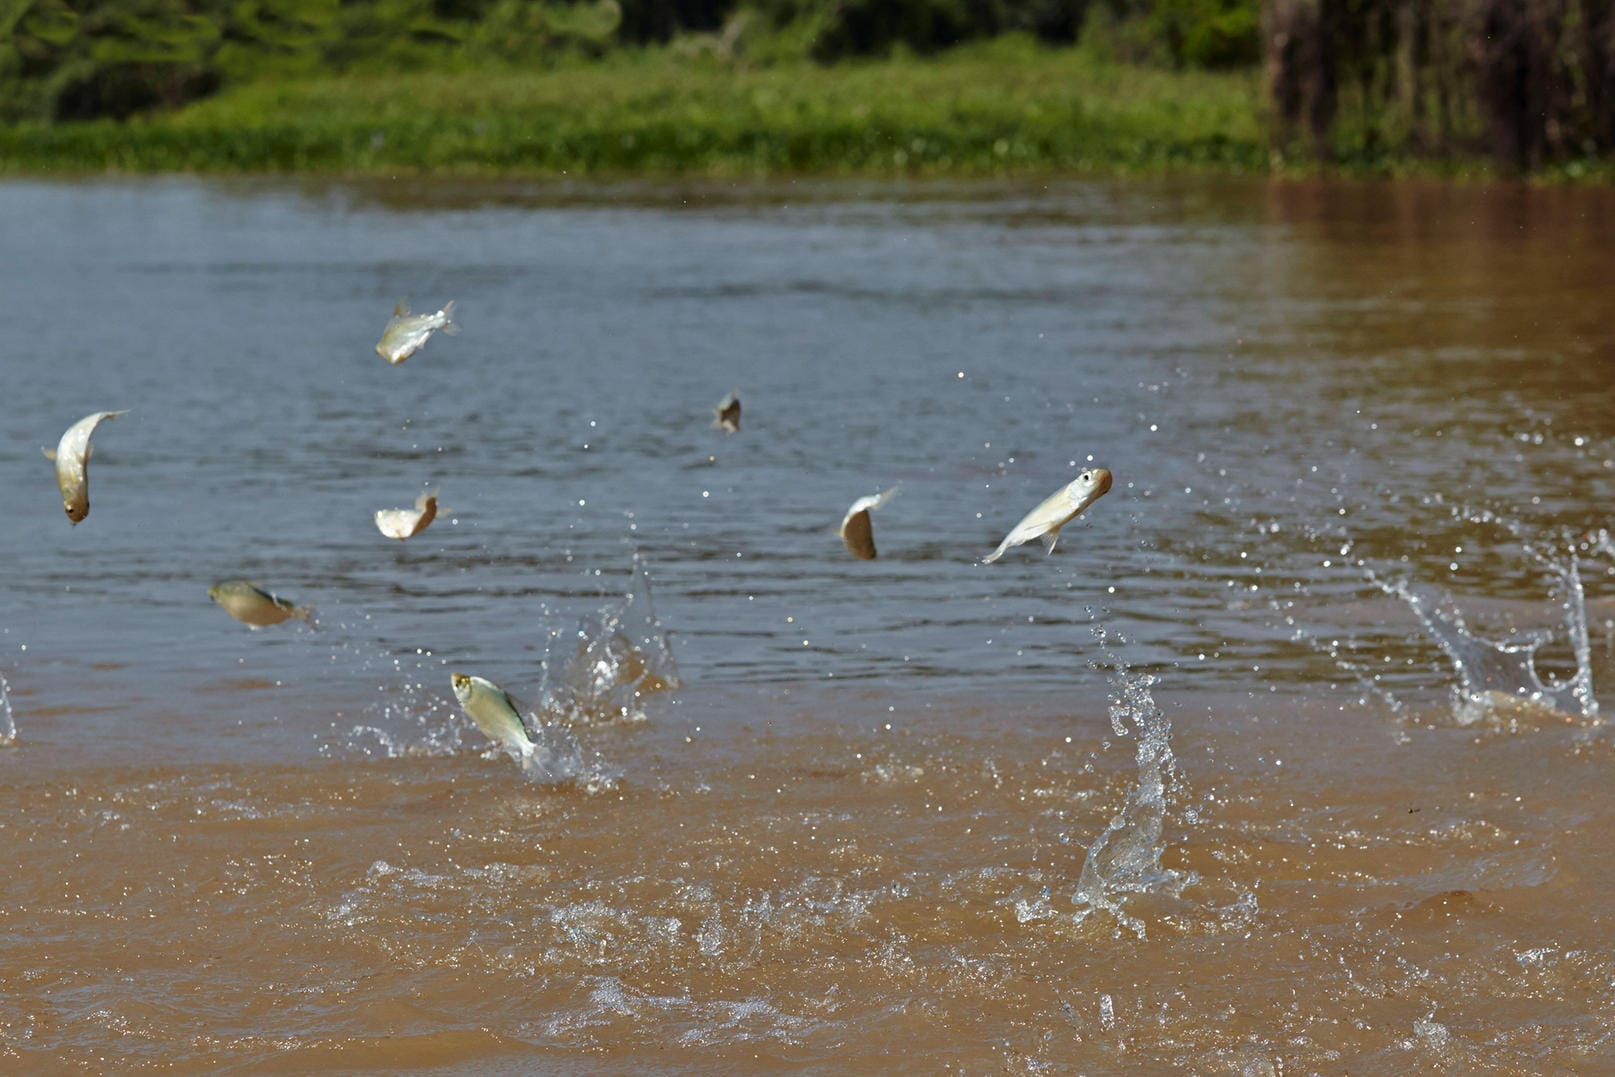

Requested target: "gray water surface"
[{"left": 2, "top": 176, "right": 1612, "bottom": 765}]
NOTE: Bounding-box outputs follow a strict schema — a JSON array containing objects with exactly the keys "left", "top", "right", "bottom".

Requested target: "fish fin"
[
  {"left": 41, "top": 446, "right": 55, "bottom": 461},
  {"left": 502, "top": 689, "right": 536, "bottom": 745},
  {"left": 394, "top": 301, "right": 408, "bottom": 316},
  {"left": 293, "top": 604, "right": 317, "bottom": 626},
  {"left": 1039, "top": 528, "right": 1060, "bottom": 554},
  {"left": 439, "top": 300, "right": 459, "bottom": 335}
]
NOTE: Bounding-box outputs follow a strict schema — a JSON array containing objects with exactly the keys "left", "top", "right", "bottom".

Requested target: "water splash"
[
  {"left": 317, "top": 613, "right": 462, "bottom": 760},
  {"left": 323, "top": 557, "right": 675, "bottom": 783},
  {"left": 536, "top": 553, "right": 681, "bottom": 726},
  {"left": 1072, "top": 630, "right": 1195, "bottom": 937},
  {"left": 0, "top": 668, "right": 15, "bottom": 747},
  {"left": 1372, "top": 549, "right": 1598, "bottom": 727},
  {"left": 510, "top": 715, "right": 595, "bottom": 786},
  {"left": 464, "top": 555, "right": 678, "bottom": 785}
]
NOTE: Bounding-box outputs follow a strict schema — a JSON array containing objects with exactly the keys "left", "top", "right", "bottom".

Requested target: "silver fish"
[
  {"left": 208, "top": 579, "right": 315, "bottom": 627},
  {"left": 451, "top": 672, "right": 536, "bottom": 765},
  {"left": 839, "top": 486, "right": 899, "bottom": 560},
  {"left": 982, "top": 467, "right": 1113, "bottom": 564},
  {"left": 375, "top": 300, "right": 458, "bottom": 365},
  {"left": 375, "top": 489, "right": 439, "bottom": 541},
  {"left": 711, "top": 389, "right": 741, "bottom": 434},
  {"left": 45, "top": 409, "right": 128, "bottom": 525}
]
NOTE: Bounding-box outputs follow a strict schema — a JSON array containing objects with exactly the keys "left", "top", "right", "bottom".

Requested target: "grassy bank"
[{"left": 0, "top": 42, "right": 1271, "bottom": 177}]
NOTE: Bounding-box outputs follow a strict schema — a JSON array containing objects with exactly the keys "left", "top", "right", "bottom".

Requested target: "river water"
[{"left": 2, "top": 176, "right": 1613, "bottom": 1072}]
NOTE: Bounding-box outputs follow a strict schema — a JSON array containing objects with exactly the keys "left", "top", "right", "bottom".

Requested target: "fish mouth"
[{"left": 1091, "top": 468, "right": 1114, "bottom": 495}]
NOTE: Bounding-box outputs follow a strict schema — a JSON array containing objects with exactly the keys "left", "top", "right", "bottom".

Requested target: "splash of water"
[
  {"left": 471, "top": 555, "right": 679, "bottom": 785},
  {"left": 325, "top": 556, "right": 676, "bottom": 783},
  {"left": 0, "top": 668, "right": 15, "bottom": 747},
  {"left": 510, "top": 714, "right": 594, "bottom": 785},
  {"left": 536, "top": 553, "right": 681, "bottom": 726},
  {"left": 1072, "top": 632, "right": 1195, "bottom": 937},
  {"left": 1372, "top": 549, "right": 1598, "bottom": 727},
  {"left": 316, "top": 610, "right": 462, "bottom": 760}
]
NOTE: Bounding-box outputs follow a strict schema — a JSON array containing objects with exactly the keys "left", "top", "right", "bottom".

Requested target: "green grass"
[{"left": 0, "top": 42, "right": 1273, "bottom": 176}]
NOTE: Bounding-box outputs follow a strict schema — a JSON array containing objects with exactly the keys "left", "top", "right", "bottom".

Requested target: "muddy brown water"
[{"left": 2, "top": 176, "right": 1614, "bottom": 1073}]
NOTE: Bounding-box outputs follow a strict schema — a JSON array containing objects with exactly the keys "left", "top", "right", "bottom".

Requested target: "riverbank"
[
  {"left": 4, "top": 37, "right": 1609, "bottom": 181},
  {"left": 0, "top": 42, "right": 1271, "bottom": 177}
]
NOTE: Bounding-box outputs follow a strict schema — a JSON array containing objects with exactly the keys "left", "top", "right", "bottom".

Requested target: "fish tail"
[
  {"left": 439, "top": 300, "right": 460, "bottom": 335},
  {"left": 981, "top": 543, "right": 1007, "bottom": 565},
  {"left": 292, "top": 604, "right": 317, "bottom": 626}
]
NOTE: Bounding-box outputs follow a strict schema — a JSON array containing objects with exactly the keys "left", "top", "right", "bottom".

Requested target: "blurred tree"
[
  {"left": 616, "top": 0, "right": 727, "bottom": 42},
  {"left": 1262, "top": 0, "right": 1614, "bottom": 168},
  {"left": 1148, "top": 0, "right": 1260, "bottom": 67}
]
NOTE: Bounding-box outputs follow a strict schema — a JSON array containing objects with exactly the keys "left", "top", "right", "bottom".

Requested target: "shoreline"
[{"left": 5, "top": 46, "right": 1603, "bottom": 184}]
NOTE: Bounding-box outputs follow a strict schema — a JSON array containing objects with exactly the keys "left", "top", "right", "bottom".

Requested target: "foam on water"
[{"left": 525, "top": 976, "right": 824, "bottom": 1049}]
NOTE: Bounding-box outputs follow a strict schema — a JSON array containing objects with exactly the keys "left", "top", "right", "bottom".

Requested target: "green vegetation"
[
  {"left": 1, "top": 0, "right": 1611, "bottom": 178},
  {"left": 0, "top": 39, "right": 1269, "bottom": 176},
  {"left": 0, "top": 0, "right": 1263, "bottom": 124}
]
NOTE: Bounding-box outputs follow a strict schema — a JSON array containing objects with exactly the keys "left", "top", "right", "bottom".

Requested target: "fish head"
[
  {"left": 1068, "top": 467, "right": 1113, "bottom": 505},
  {"left": 206, "top": 581, "right": 242, "bottom": 604},
  {"left": 450, "top": 672, "right": 475, "bottom": 705}
]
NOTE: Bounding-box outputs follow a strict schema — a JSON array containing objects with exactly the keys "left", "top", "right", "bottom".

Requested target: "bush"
[
  {"left": 1079, "top": 0, "right": 1258, "bottom": 69},
  {"left": 0, "top": 0, "right": 1260, "bottom": 124}
]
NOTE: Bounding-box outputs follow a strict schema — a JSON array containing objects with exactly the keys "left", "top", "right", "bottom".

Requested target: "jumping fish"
[
  {"left": 208, "top": 579, "right": 315, "bottom": 627},
  {"left": 451, "top": 672, "right": 537, "bottom": 764},
  {"left": 375, "top": 489, "right": 439, "bottom": 541},
  {"left": 982, "top": 467, "right": 1113, "bottom": 564},
  {"left": 839, "top": 486, "right": 899, "bottom": 560},
  {"left": 375, "top": 300, "right": 458, "bottom": 364},
  {"left": 711, "top": 390, "right": 741, "bottom": 434},
  {"left": 45, "top": 409, "right": 128, "bottom": 524}
]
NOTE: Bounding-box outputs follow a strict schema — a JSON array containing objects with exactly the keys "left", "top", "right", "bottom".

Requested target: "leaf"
[{"left": 20, "top": 0, "right": 79, "bottom": 47}]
